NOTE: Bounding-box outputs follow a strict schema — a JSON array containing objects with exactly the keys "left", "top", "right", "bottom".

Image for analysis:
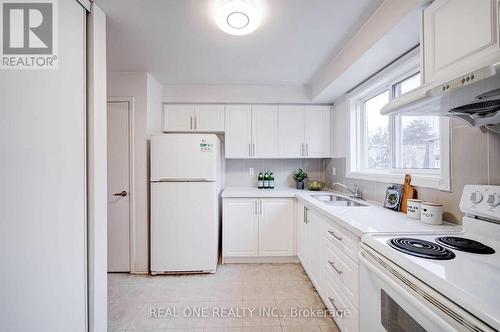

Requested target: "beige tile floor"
[{"left": 108, "top": 263, "right": 340, "bottom": 332}]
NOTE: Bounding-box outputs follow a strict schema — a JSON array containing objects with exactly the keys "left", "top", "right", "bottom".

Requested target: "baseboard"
[{"left": 222, "top": 256, "right": 299, "bottom": 264}]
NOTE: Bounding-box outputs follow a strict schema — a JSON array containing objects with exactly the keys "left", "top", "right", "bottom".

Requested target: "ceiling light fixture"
[{"left": 215, "top": 0, "right": 261, "bottom": 36}]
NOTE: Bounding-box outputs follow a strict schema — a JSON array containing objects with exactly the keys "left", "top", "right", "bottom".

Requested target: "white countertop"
[{"left": 222, "top": 187, "right": 462, "bottom": 236}]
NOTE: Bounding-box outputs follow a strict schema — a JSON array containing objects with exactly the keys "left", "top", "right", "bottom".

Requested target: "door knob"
[{"left": 113, "top": 190, "right": 127, "bottom": 197}]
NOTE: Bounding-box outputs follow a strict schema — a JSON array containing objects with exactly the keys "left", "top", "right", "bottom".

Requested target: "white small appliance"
[
  {"left": 359, "top": 185, "right": 500, "bottom": 332},
  {"left": 150, "top": 134, "right": 221, "bottom": 274}
]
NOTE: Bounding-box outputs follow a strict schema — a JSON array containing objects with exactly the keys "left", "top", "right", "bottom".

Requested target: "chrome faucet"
[{"left": 332, "top": 182, "right": 362, "bottom": 199}]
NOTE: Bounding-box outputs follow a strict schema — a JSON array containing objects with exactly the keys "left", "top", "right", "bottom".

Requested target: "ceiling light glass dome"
[{"left": 215, "top": 0, "right": 261, "bottom": 36}]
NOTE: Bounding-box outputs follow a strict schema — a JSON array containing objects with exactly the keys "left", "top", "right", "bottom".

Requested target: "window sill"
[{"left": 346, "top": 170, "right": 450, "bottom": 191}]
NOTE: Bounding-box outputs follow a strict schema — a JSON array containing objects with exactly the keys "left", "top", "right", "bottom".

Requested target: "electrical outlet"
[
  {"left": 332, "top": 167, "right": 336, "bottom": 176},
  {"left": 249, "top": 167, "right": 254, "bottom": 176}
]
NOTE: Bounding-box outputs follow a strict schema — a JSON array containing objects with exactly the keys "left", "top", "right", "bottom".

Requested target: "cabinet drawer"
[
  {"left": 324, "top": 222, "right": 359, "bottom": 262},
  {"left": 323, "top": 269, "right": 359, "bottom": 332},
  {"left": 324, "top": 240, "right": 359, "bottom": 308}
]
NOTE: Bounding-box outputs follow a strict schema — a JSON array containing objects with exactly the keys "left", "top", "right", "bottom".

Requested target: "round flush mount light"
[{"left": 215, "top": 0, "right": 261, "bottom": 36}]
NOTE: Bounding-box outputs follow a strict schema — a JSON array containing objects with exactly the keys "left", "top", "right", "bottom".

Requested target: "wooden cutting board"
[{"left": 400, "top": 174, "right": 417, "bottom": 213}]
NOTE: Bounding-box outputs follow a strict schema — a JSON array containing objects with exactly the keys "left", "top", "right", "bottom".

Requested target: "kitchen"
[{"left": 1, "top": 0, "right": 500, "bottom": 332}]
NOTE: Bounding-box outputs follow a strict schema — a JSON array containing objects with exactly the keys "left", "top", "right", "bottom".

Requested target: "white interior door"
[
  {"left": 0, "top": 0, "right": 87, "bottom": 330},
  {"left": 107, "top": 102, "right": 131, "bottom": 272},
  {"left": 252, "top": 105, "right": 279, "bottom": 158}
]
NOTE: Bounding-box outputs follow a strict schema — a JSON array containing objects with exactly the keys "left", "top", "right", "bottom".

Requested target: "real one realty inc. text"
[{"left": 149, "top": 305, "right": 352, "bottom": 319}]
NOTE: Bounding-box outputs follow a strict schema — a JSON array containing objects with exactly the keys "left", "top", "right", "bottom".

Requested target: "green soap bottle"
[
  {"left": 263, "top": 171, "right": 269, "bottom": 189},
  {"left": 258, "top": 172, "right": 264, "bottom": 189}
]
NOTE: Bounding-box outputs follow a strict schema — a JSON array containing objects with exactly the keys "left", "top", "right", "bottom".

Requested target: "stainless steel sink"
[{"left": 311, "top": 194, "right": 366, "bottom": 207}]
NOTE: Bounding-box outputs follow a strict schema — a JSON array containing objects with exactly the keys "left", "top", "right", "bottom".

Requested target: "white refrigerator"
[{"left": 150, "top": 134, "right": 221, "bottom": 273}]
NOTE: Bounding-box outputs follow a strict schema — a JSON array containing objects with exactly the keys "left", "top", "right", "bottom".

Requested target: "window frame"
[{"left": 346, "top": 51, "right": 451, "bottom": 191}]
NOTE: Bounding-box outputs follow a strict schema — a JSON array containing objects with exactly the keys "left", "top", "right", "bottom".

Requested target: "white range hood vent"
[{"left": 381, "top": 63, "right": 500, "bottom": 130}]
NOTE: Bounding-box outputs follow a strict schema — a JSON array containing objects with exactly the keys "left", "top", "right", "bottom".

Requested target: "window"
[{"left": 347, "top": 51, "right": 450, "bottom": 190}]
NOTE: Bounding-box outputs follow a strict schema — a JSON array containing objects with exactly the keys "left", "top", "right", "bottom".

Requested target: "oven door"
[{"left": 359, "top": 244, "right": 493, "bottom": 332}]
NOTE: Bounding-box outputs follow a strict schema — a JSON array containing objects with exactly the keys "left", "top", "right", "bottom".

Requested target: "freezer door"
[
  {"left": 151, "top": 134, "right": 218, "bottom": 181},
  {"left": 151, "top": 182, "right": 219, "bottom": 272}
]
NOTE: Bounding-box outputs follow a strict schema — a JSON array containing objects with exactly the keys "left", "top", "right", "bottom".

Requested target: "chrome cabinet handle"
[
  {"left": 255, "top": 200, "right": 258, "bottom": 215},
  {"left": 301, "top": 143, "right": 304, "bottom": 156},
  {"left": 306, "top": 143, "right": 309, "bottom": 156},
  {"left": 253, "top": 143, "right": 256, "bottom": 156},
  {"left": 259, "top": 200, "right": 263, "bottom": 215},
  {"left": 194, "top": 117, "right": 197, "bottom": 130},
  {"left": 113, "top": 190, "right": 127, "bottom": 197},
  {"left": 249, "top": 143, "right": 252, "bottom": 157},
  {"left": 328, "top": 297, "right": 341, "bottom": 312},
  {"left": 304, "top": 207, "right": 308, "bottom": 223},
  {"left": 190, "top": 116, "right": 193, "bottom": 130},
  {"left": 328, "top": 260, "right": 343, "bottom": 275},
  {"left": 328, "top": 230, "right": 343, "bottom": 241}
]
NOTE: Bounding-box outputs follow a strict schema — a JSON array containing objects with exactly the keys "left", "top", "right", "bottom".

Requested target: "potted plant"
[{"left": 293, "top": 168, "right": 308, "bottom": 189}]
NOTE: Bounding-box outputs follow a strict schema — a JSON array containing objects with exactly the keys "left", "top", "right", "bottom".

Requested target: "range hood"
[{"left": 381, "top": 63, "right": 500, "bottom": 131}]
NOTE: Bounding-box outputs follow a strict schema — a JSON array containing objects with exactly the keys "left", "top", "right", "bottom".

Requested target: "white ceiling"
[{"left": 97, "top": 0, "right": 383, "bottom": 86}]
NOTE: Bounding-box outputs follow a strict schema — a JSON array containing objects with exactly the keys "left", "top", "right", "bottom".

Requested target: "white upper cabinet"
[
  {"left": 163, "top": 104, "right": 225, "bottom": 132},
  {"left": 225, "top": 105, "right": 252, "bottom": 158},
  {"left": 278, "top": 105, "right": 305, "bottom": 158},
  {"left": 279, "top": 105, "right": 331, "bottom": 158},
  {"left": 423, "top": 0, "right": 500, "bottom": 83},
  {"left": 305, "top": 105, "right": 331, "bottom": 158},
  {"left": 163, "top": 104, "right": 194, "bottom": 132},
  {"left": 195, "top": 104, "right": 225, "bottom": 132},
  {"left": 252, "top": 105, "right": 279, "bottom": 158}
]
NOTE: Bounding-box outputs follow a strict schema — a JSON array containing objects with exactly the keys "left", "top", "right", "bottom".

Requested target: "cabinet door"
[
  {"left": 278, "top": 105, "right": 305, "bottom": 158},
  {"left": 258, "top": 198, "right": 295, "bottom": 256},
  {"left": 163, "top": 104, "right": 194, "bottom": 132},
  {"left": 308, "top": 209, "right": 324, "bottom": 289},
  {"left": 223, "top": 198, "right": 259, "bottom": 257},
  {"left": 423, "top": 0, "right": 499, "bottom": 83},
  {"left": 225, "top": 105, "right": 252, "bottom": 158},
  {"left": 305, "top": 106, "right": 331, "bottom": 158},
  {"left": 296, "top": 202, "right": 308, "bottom": 266},
  {"left": 252, "top": 105, "right": 279, "bottom": 158},
  {"left": 195, "top": 104, "right": 225, "bottom": 132}
]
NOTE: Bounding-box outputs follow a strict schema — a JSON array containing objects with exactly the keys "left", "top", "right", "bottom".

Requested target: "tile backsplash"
[
  {"left": 225, "top": 159, "right": 325, "bottom": 188},
  {"left": 324, "top": 119, "right": 500, "bottom": 224}
]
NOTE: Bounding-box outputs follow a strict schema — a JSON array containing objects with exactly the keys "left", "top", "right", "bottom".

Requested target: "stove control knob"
[
  {"left": 487, "top": 193, "right": 500, "bottom": 207},
  {"left": 470, "top": 191, "right": 483, "bottom": 204}
]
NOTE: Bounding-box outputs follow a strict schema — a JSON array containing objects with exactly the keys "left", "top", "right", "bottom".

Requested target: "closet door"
[{"left": 0, "top": 1, "right": 88, "bottom": 331}]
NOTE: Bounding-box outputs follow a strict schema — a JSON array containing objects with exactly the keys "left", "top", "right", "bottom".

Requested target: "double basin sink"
[{"left": 311, "top": 194, "right": 366, "bottom": 207}]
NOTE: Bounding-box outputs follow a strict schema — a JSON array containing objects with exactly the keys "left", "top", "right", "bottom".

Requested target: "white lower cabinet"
[
  {"left": 222, "top": 198, "right": 259, "bottom": 257},
  {"left": 223, "top": 197, "right": 295, "bottom": 259},
  {"left": 296, "top": 202, "right": 361, "bottom": 332}
]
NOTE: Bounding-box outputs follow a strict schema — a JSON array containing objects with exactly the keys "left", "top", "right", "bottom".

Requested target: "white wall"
[
  {"left": 331, "top": 97, "right": 348, "bottom": 158},
  {"left": 162, "top": 85, "right": 313, "bottom": 104},
  {"left": 87, "top": 3, "right": 108, "bottom": 331},
  {"left": 107, "top": 72, "right": 149, "bottom": 273},
  {"left": 147, "top": 74, "right": 163, "bottom": 135}
]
